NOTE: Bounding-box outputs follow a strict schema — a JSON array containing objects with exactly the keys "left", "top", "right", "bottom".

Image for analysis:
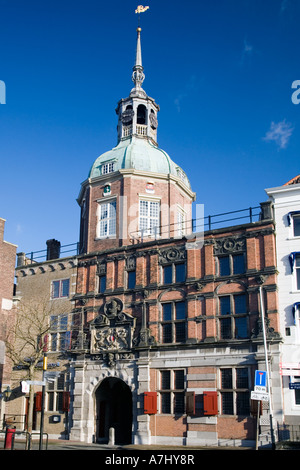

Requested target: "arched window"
[{"left": 137, "top": 104, "right": 147, "bottom": 125}]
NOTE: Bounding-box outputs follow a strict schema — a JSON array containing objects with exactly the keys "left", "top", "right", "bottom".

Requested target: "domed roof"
[{"left": 88, "top": 137, "right": 191, "bottom": 189}]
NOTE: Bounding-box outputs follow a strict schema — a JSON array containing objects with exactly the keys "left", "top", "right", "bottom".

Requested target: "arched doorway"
[{"left": 95, "top": 377, "right": 132, "bottom": 444}]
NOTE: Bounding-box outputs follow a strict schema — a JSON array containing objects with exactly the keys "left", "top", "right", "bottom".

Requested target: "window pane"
[
  {"left": 161, "top": 370, "right": 170, "bottom": 389},
  {"left": 57, "top": 392, "right": 64, "bottom": 411},
  {"left": 162, "top": 324, "right": 172, "bottom": 343},
  {"left": 220, "top": 318, "right": 231, "bottom": 339},
  {"left": 235, "top": 317, "right": 248, "bottom": 339},
  {"left": 174, "top": 392, "right": 185, "bottom": 414},
  {"left": 221, "top": 369, "right": 232, "bottom": 389},
  {"left": 161, "top": 393, "right": 171, "bottom": 413},
  {"left": 233, "top": 254, "right": 245, "bottom": 274},
  {"left": 297, "top": 266, "right": 300, "bottom": 290},
  {"left": 294, "top": 216, "right": 300, "bottom": 237},
  {"left": 61, "top": 279, "right": 70, "bottom": 297},
  {"left": 236, "top": 368, "right": 249, "bottom": 389},
  {"left": 52, "top": 281, "right": 60, "bottom": 298},
  {"left": 175, "top": 302, "right": 185, "bottom": 320},
  {"left": 163, "top": 303, "right": 172, "bottom": 321},
  {"left": 234, "top": 294, "right": 246, "bottom": 314},
  {"left": 236, "top": 392, "right": 250, "bottom": 415},
  {"left": 175, "top": 263, "right": 185, "bottom": 282},
  {"left": 219, "top": 256, "right": 230, "bottom": 276},
  {"left": 60, "top": 315, "right": 68, "bottom": 329},
  {"left": 51, "top": 333, "right": 57, "bottom": 351},
  {"left": 220, "top": 296, "right": 231, "bottom": 315},
  {"left": 128, "top": 271, "right": 136, "bottom": 289},
  {"left": 48, "top": 392, "right": 54, "bottom": 411},
  {"left": 221, "top": 392, "right": 233, "bottom": 414},
  {"left": 175, "top": 322, "right": 185, "bottom": 342},
  {"left": 174, "top": 370, "right": 184, "bottom": 389},
  {"left": 99, "top": 276, "right": 106, "bottom": 293},
  {"left": 163, "top": 265, "right": 172, "bottom": 284}
]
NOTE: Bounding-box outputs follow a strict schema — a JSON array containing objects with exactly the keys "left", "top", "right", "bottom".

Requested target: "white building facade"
[{"left": 266, "top": 175, "right": 300, "bottom": 425}]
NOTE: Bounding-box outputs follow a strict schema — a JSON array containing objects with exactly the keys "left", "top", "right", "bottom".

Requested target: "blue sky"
[{"left": 0, "top": 0, "right": 299, "bottom": 255}]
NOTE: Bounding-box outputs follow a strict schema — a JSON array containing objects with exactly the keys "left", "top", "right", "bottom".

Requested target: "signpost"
[
  {"left": 251, "top": 391, "right": 269, "bottom": 402},
  {"left": 252, "top": 369, "right": 269, "bottom": 450}
]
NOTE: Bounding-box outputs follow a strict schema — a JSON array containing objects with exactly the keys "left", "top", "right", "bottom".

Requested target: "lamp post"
[
  {"left": 39, "top": 353, "right": 47, "bottom": 450},
  {"left": 259, "top": 285, "right": 275, "bottom": 449}
]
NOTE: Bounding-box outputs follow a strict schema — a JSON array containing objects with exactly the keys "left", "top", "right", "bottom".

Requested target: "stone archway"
[{"left": 95, "top": 377, "right": 132, "bottom": 445}]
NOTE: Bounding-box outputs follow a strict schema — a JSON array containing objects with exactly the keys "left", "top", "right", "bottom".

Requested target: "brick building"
[
  {"left": 9, "top": 27, "right": 283, "bottom": 447},
  {"left": 0, "top": 218, "right": 17, "bottom": 424}
]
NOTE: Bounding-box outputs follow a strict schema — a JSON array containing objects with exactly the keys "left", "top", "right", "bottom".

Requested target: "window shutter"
[
  {"left": 43, "top": 334, "right": 48, "bottom": 352},
  {"left": 144, "top": 392, "right": 157, "bottom": 414},
  {"left": 186, "top": 391, "right": 195, "bottom": 415},
  {"left": 203, "top": 391, "right": 218, "bottom": 415},
  {"left": 35, "top": 391, "right": 43, "bottom": 412},
  {"left": 62, "top": 391, "right": 70, "bottom": 412}
]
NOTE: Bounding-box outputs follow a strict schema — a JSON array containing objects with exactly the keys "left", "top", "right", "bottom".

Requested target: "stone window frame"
[
  {"left": 96, "top": 197, "right": 117, "bottom": 238},
  {"left": 49, "top": 313, "right": 71, "bottom": 352},
  {"left": 158, "top": 369, "right": 185, "bottom": 415},
  {"left": 217, "top": 292, "right": 249, "bottom": 340},
  {"left": 138, "top": 197, "right": 160, "bottom": 238},
  {"left": 50, "top": 278, "right": 70, "bottom": 300},
  {"left": 219, "top": 367, "right": 251, "bottom": 416},
  {"left": 217, "top": 253, "right": 246, "bottom": 277},
  {"left": 159, "top": 300, "right": 186, "bottom": 344}
]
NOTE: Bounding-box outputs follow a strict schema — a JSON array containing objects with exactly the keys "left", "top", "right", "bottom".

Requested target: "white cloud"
[
  {"left": 240, "top": 38, "right": 254, "bottom": 65},
  {"left": 263, "top": 120, "right": 294, "bottom": 149},
  {"left": 174, "top": 75, "right": 197, "bottom": 112}
]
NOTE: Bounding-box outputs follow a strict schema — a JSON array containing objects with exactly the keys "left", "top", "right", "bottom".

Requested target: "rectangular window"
[
  {"left": 177, "top": 208, "right": 186, "bottom": 237},
  {"left": 161, "top": 301, "right": 186, "bottom": 343},
  {"left": 98, "top": 200, "right": 116, "bottom": 237},
  {"left": 219, "top": 294, "right": 248, "bottom": 339},
  {"left": 160, "top": 370, "right": 185, "bottom": 415},
  {"left": 293, "top": 216, "right": 300, "bottom": 237},
  {"left": 101, "top": 162, "right": 114, "bottom": 174},
  {"left": 99, "top": 275, "right": 106, "bottom": 293},
  {"left": 49, "top": 314, "right": 70, "bottom": 352},
  {"left": 220, "top": 368, "right": 250, "bottom": 416},
  {"left": 218, "top": 254, "right": 245, "bottom": 276},
  {"left": 47, "top": 373, "right": 67, "bottom": 412},
  {"left": 51, "top": 279, "right": 70, "bottom": 299},
  {"left": 127, "top": 270, "right": 136, "bottom": 289},
  {"left": 162, "top": 262, "right": 186, "bottom": 284},
  {"left": 139, "top": 200, "right": 160, "bottom": 237},
  {"left": 296, "top": 255, "right": 300, "bottom": 290}
]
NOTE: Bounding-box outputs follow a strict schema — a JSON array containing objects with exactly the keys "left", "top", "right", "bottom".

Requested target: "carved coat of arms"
[{"left": 90, "top": 298, "right": 135, "bottom": 355}]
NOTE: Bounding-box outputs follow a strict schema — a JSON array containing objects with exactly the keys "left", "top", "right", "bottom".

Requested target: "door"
[{"left": 95, "top": 377, "right": 132, "bottom": 444}]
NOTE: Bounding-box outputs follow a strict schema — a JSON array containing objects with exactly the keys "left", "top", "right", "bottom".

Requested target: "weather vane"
[{"left": 135, "top": 5, "right": 149, "bottom": 26}]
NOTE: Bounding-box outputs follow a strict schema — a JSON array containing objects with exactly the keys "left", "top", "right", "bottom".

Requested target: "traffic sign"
[
  {"left": 251, "top": 391, "right": 269, "bottom": 402},
  {"left": 255, "top": 370, "right": 267, "bottom": 388}
]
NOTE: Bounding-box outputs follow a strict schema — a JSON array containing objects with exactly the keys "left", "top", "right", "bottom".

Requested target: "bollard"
[
  {"left": 4, "top": 426, "right": 16, "bottom": 450},
  {"left": 108, "top": 427, "right": 115, "bottom": 446}
]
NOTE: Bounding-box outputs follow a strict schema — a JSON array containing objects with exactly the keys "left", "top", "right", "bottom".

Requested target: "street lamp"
[{"left": 1, "top": 386, "right": 12, "bottom": 401}]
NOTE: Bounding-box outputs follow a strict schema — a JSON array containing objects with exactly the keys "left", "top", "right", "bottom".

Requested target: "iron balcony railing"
[{"left": 20, "top": 205, "right": 263, "bottom": 264}]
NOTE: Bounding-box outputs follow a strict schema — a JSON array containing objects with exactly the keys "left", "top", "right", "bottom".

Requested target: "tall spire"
[{"left": 132, "top": 27, "right": 145, "bottom": 92}]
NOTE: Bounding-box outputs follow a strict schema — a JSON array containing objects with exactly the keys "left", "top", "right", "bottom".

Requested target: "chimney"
[{"left": 46, "top": 239, "right": 61, "bottom": 260}]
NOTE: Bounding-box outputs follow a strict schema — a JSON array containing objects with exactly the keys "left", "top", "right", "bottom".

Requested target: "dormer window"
[{"left": 101, "top": 162, "right": 115, "bottom": 175}]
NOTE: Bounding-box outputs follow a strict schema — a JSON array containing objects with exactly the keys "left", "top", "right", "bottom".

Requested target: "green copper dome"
[{"left": 88, "top": 136, "right": 191, "bottom": 189}]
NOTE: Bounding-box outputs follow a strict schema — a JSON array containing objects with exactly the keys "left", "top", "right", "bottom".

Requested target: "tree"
[{"left": 4, "top": 295, "right": 63, "bottom": 433}]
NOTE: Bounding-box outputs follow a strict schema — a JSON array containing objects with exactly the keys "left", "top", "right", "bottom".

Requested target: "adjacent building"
[
  {"left": 0, "top": 218, "right": 17, "bottom": 425},
  {"left": 266, "top": 175, "right": 300, "bottom": 426}
]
